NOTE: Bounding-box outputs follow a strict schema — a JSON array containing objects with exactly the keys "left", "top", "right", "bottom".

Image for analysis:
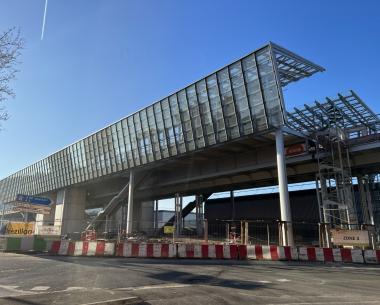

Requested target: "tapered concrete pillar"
[
  {"left": 54, "top": 188, "right": 86, "bottom": 235},
  {"left": 126, "top": 171, "right": 134, "bottom": 234},
  {"left": 275, "top": 129, "right": 294, "bottom": 246},
  {"left": 139, "top": 201, "right": 155, "bottom": 234}
]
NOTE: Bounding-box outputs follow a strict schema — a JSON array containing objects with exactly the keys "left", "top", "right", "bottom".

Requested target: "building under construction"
[{"left": 0, "top": 42, "right": 379, "bottom": 248}]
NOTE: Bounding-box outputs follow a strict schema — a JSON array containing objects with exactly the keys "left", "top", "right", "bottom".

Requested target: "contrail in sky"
[{"left": 41, "top": 0, "right": 48, "bottom": 40}]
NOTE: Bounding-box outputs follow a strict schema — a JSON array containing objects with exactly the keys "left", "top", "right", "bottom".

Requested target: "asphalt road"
[{"left": 0, "top": 252, "right": 379, "bottom": 305}]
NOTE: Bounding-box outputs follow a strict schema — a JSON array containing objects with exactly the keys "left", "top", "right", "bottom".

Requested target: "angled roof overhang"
[{"left": 269, "top": 42, "right": 325, "bottom": 87}]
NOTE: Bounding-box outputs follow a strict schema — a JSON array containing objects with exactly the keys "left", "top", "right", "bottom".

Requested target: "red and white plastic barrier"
[
  {"left": 363, "top": 250, "right": 380, "bottom": 264},
  {"left": 333, "top": 248, "right": 364, "bottom": 263},
  {"left": 47, "top": 241, "right": 380, "bottom": 265},
  {"left": 244, "top": 245, "right": 298, "bottom": 261},
  {"left": 116, "top": 242, "right": 176, "bottom": 258},
  {"left": 298, "top": 247, "right": 334, "bottom": 262},
  {"left": 50, "top": 241, "right": 115, "bottom": 256},
  {"left": 177, "top": 244, "right": 239, "bottom": 259},
  {"left": 49, "top": 240, "right": 75, "bottom": 255},
  {"left": 298, "top": 247, "right": 365, "bottom": 263},
  {"left": 73, "top": 241, "right": 115, "bottom": 256}
]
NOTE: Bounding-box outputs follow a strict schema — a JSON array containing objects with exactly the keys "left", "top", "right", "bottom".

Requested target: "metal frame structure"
[
  {"left": 0, "top": 42, "right": 325, "bottom": 204},
  {"left": 286, "top": 90, "right": 380, "bottom": 134},
  {"left": 286, "top": 90, "right": 380, "bottom": 246},
  {"left": 270, "top": 42, "right": 325, "bottom": 87}
]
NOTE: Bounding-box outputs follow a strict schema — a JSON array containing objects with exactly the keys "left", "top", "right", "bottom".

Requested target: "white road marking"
[
  {"left": 80, "top": 297, "right": 139, "bottom": 305},
  {"left": 114, "top": 283, "right": 190, "bottom": 291},
  {"left": 0, "top": 285, "right": 20, "bottom": 291},
  {"left": 65, "top": 287, "right": 86, "bottom": 291},
  {"left": 258, "top": 280, "right": 271, "bottom": 284},
  {"left": 276, "top": 278, "right": 291, "bottom": 282},
  {"left": 30, "top": 286, "right": 50, "bottom": 291},
  {"left": 0, "top": 268, "right": 26, "bottom": 273}
]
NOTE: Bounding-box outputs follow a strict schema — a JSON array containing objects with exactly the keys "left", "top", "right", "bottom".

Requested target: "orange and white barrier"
[
  {"left": 363, "top": 250, "right": 380, "bottom": 264},
  {"left": 116, "top": 242, "right": 176, "bottom": 258}
]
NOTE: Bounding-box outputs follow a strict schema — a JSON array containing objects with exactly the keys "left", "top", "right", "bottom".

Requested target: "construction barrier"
[
  {"left": 73, "top": 241, "right": 115, "bottom": 256},
  {"left": 177, "top": 244, "right": 239, "bottom": 259},
  {"left": 244, "top": 245, "right": 298, "bottom": 261},
  {"left": 2, "top": 238, "right": 379, "bottom": 265},
  {"left": 116, "top": 242, "right": 176, "bottom": 258},
  {"left": 298, "top": 247, "right": 365, "bottom": 263},
  {"left": 298, "top": 247, "right": 334, "bottom": 262},
  {"left": 0, "top": 236, "right": 55, "bottom": 252},
  {"left": 49, "top": 240, "right": 115, "bottom": 256},
  {"left": 363, "top": 250, "right": 380, "bottom": 264},
  {"left": 333, "top": 248, "right": 364, "bottom": 263}
]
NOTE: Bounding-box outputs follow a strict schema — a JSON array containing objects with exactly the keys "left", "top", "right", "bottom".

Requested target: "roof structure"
[
  {"left": 286, "top": 90, "right": 380, "bottom": 133},
  {"left": 0, "top": 42, "right": 327, "bottom": 203},
  {"left": 270, "top": 42, "right": 325, "bottom": 87}
]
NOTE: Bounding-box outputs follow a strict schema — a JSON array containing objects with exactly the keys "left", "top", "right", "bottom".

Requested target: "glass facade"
[{"left": 0, "top": 44, "right": 286, "bottom": 203}]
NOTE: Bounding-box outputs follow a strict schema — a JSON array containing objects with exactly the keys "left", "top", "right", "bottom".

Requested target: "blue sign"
[{"left": 15, "top": 194, "right": 51, "bottom": 206}]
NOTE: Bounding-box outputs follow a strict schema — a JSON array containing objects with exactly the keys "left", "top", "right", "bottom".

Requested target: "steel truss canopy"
[
  {"left": 270, "top": 42, "right": 325, "bottom": 87},
  {"left": 286, "top": 90, "right": 380, "bottom": 133}
]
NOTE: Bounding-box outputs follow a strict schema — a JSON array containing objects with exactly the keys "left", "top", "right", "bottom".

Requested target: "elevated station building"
[{"left": 1, "top": 42, "right": 380, "bottom": 246}]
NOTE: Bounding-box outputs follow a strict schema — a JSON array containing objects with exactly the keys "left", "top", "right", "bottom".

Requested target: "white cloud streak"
[{"left": 41, "top": 0, "right": 48, "bottom": 40}]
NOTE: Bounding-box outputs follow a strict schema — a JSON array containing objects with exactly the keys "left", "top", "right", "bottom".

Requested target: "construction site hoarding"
[{"left": 5, "top": 222, "right": 35, "bottom": 235}]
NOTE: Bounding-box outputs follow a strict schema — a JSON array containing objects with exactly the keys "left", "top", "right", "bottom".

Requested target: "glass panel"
[
  {"left": 207, "top": 74, "right": 227, "bottom": 143},
  {"left": 154, "top": 102, "right": 170, "bottom": 158},
  {"left": 128, "top": 116, "right": 141, "bottom": 165},
  {"left": 169, "top": 94, "right": 186, "bottom": 154},
  {"left": 178, "top": 89, "right": 195, "bottom": 151},
  {"left": 256, "top": 47, "right": 283, "bottom": 127},
  {"left": 242, "top": 54, "right": 268, "bottom": 131},
  {"left": 147, "top": 106, "right": 161, "bottom": 160}
]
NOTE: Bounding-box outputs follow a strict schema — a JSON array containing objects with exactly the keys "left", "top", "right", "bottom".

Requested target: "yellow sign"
[
  {"left": 6, "top": 222, "right": 35, "bottom": 235},
  {"left": 164, "top": 226, "right": 174, "bottom": 234},
  {"left": 331, "top": 229, "right": 369, "bottom": 246}
]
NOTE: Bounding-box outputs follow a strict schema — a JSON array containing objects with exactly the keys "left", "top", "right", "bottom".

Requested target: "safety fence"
[
  {"left": 56, "top": 219, "right": 322, "bottom": 246},
  {"left": 1, "top": 236, "right": 380, "bottom": 264},
  {"left": 2, "top": 218, "right": 378, "bottom": 249}
]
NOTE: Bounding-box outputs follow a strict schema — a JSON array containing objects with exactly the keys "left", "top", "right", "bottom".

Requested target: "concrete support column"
[
  {"left": 195, "top": 195, "right": 203, "bottom": 236},
  {"left": 154, "top": 200, "right": 159, "bottom": 231},
  {"left": 54, "top": 188, "right": 86, "bottom": 236},
  {"left": 275, "top": 129, "right": 294, "bottom": 246},
  {"left": 174, "top": 193, "right": 183, "bottom": 236},
  {"left": 358, "top": 175, "right": 375, "bottom": 226},
  {"left": 139, "top": 201, "right": 155, "bottom": 235},
  {"left": 126, "top": 171, "right": 134, "bottom": 234}
]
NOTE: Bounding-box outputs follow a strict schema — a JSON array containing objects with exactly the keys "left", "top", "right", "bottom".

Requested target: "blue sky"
[{"left": 0, "top": 0, "right": 380, "bottom": 181}]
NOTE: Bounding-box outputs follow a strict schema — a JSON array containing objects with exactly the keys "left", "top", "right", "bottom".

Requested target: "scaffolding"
[{"left": 287, "top": 90, "right": 380, "bottom": 247}]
